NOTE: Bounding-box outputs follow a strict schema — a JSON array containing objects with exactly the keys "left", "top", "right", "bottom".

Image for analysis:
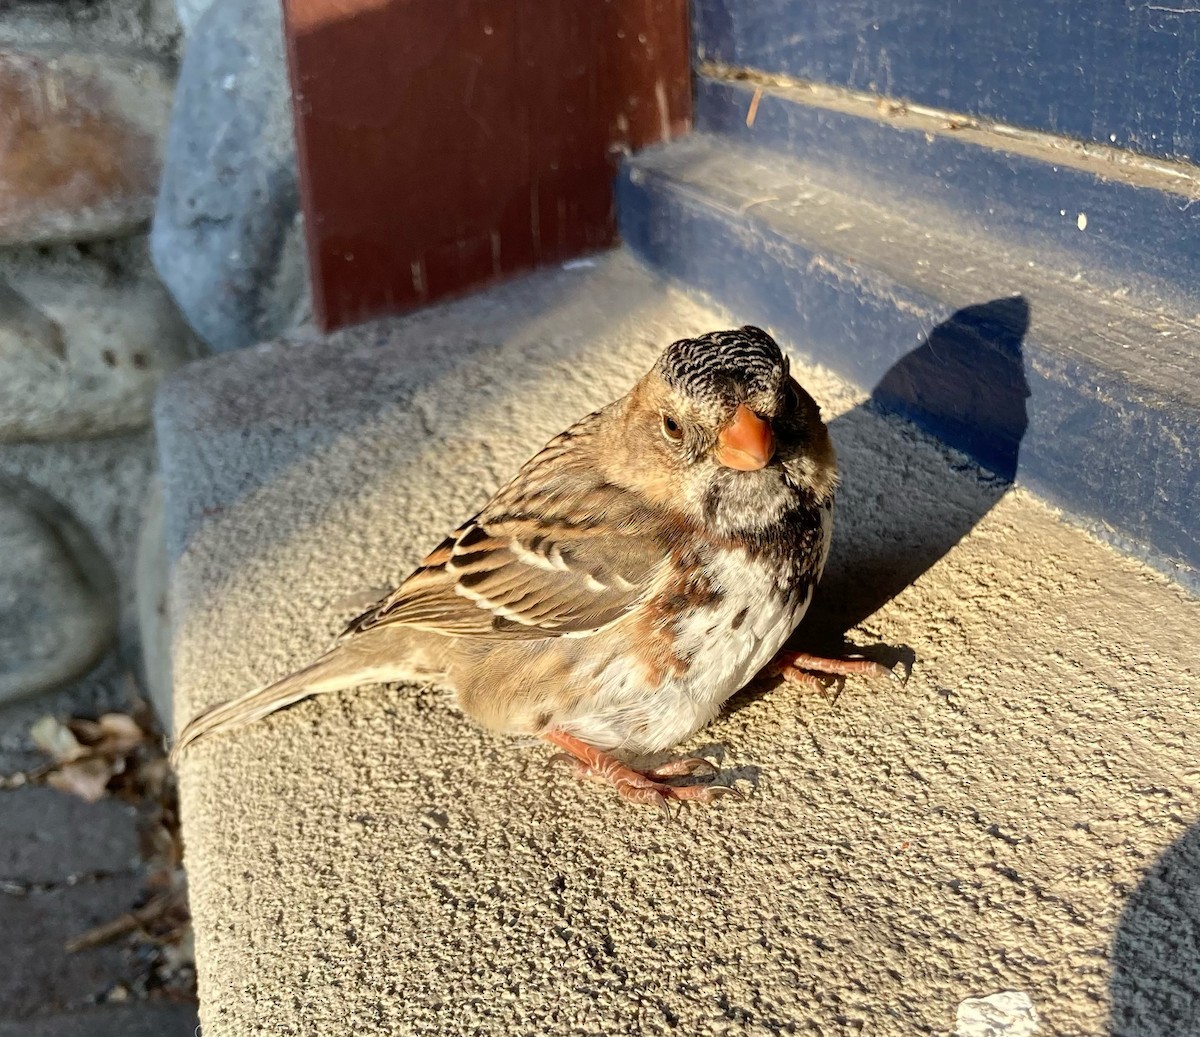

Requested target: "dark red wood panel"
[{"left": 282, "top": 0, "right": 691, "bottom": 332}]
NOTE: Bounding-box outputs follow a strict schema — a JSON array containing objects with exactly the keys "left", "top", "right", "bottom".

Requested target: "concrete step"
[
  {"left": 618, "top": 129, "right": 1200, "bottom": 588},
  {"left": 158, "top": 252, "right": 1199, "bottom": 1037}
]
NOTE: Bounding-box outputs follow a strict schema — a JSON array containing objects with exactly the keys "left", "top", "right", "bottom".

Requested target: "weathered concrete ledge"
[{"left": 159, "top": 253, "right": 1200, "bottom": 1036}]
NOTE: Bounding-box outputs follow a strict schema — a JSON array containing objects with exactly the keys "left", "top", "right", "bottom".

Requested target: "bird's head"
[{"left": 613, "top": 326, "right": 837, "bottom": 535}]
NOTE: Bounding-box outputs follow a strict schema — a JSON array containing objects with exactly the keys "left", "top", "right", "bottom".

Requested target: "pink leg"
[
  {"left": 762, "top": 649, "right": 899, "bottom": 690},
  {"left": 544, "top": 729, "right": 734, "bottom": 813}
]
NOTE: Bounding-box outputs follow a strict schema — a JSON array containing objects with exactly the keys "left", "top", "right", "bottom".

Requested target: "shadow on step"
[
  {"left": 795, "top": 294, "right": 1032, "bottom": 656},
  {"left": 1109, "top": 820, "right": 1200, "bottom": 1036}
]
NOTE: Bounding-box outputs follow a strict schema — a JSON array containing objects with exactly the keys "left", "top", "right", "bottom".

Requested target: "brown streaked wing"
[
  {"left": 341, "top": 403, "right": 668, "bottom": 640},
  {"left": 341, "top": 512, "right": 666, "bottom": 641}
]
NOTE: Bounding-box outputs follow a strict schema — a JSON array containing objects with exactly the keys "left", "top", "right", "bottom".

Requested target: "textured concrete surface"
[
  {"left": 160, "top": 253, "right": 1199, "bottom": 1036},
  {"left": 136, "top": 477, "right": 173, "bottom": 726}
]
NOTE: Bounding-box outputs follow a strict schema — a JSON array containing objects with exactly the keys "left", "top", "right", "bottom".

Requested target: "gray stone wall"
[
  {"left": 0, "top": 0, "right": 304, "bottom": 1026},
  {"left": 151, "top": 0, "right": 310, "bottom": 354},
  {"left": 0, "top": 0, "right": 310, "bottom": 717},
  {"left": 0, "top": 0, "right": 188, "bottom": 716}
]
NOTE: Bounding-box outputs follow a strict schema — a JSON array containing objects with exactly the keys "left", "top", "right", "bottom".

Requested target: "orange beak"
[{"left": 715, "top": 404, "right": 775, "bottom": 471}]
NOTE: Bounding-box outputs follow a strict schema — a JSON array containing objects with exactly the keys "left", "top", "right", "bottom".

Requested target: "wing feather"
[{"left": 342, "top": 418, "right": 669, "bottom": 642}]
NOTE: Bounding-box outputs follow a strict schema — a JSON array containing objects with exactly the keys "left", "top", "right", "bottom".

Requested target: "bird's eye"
[{"left": 660, "top": 413, "right": 684, "bottom": 443}]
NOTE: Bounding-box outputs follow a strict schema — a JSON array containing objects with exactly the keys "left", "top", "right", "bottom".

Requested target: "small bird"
[{"left": 172, "top": 326, "right": 893, "bottom": 809}]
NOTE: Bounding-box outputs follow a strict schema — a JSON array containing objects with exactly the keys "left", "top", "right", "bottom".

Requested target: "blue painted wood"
[
  {"left": 616, "top": 146, "right": 1200, "bottom": 583},
  {"left": 693, "top": 76, "right": 1200, "bottom": 312},
  {"left": 694, "top": 0, "right": 1200, "bottom": 163}
]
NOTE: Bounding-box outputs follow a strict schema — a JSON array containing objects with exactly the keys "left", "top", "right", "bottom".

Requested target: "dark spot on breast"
[
  {"left": 534, "top": 711, "right": 553, "bottom": 731},
  {"left": 701, "top": 483, "right": 723, "bottom": 526},
  {"left": 132, "top": 352, "right": 148, "bottom": 369},
  {"left": 100, "top": 349, "right": 116, "bottom": 366},
  {"left": 732, "top": 607, "right": 749, "bottom": 630}
]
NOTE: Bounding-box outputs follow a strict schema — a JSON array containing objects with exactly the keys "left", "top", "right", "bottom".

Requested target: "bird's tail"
[{"left": 169, "top": 649, "right": 362, "bottom": 766}]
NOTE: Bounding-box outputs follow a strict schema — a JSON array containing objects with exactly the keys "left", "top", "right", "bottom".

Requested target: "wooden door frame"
[{"left": 282, "top": 0, "right": 692, "bottom": 332}]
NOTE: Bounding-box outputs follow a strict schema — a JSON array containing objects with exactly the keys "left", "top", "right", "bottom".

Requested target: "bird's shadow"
[
  {"left": 1108, "top": 820, "right": 1200, "bottom": 1036},
  {"left": 727, "top": 295, "right": 1032, "bottom": 712}
]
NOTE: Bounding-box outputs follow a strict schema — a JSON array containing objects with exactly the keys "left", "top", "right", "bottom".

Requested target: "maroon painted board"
[{"left": 282, "top": 0, "right": 691, "bottom": 331}]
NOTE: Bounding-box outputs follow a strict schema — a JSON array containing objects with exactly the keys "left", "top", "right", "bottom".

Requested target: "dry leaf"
[
  {"left": 44, "top": 690, "right": 196, "bottom": 1000},
  {"left": 97, "top": 713, "right": 147, "bottom": 751},
  {"left": 46, "top": 757, "right": 117, "bottom": 802},
  {"left": 67, "top": 718, "right": 104, "bottom": 744},
  {"left": 30, "top": 716, "right": 86, "bottom": 764}
]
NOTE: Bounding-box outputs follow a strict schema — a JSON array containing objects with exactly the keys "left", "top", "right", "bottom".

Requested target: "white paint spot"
[
  {"left": 561, "top": 259, "right": 596, "bottom": 271},
  {"left": 1077, "top": 212, "right": 1088, "bottom": 231},
  {"left": 1110, "top": 133, "right": 1118, "bottom": 142},
  {"left": 955, "top": 991, "right": 1039, "bottom": 1036},
  {"left": 1059, "top": 209, "right": 1066, "bottom": 216}
]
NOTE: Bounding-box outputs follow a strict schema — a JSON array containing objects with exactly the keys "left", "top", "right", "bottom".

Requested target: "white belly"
[{"left": 560, "top": 545, "right": 819, "bottom": 754}]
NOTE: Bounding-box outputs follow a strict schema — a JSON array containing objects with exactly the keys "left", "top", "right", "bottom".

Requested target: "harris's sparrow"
[{"left": 172, "top": 326, "right": 893, "bottom": 809}]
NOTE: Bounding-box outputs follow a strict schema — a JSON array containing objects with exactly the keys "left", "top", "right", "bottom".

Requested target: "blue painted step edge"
[
  {"left": 694, "top": 74, "right": 1200, "bottom": 317},
  {"left": 616, "top": 150, "right": 1200, "bottom": 586},
  {"left": 691, "top": 0, "right": 1200, "bottom": 165}
]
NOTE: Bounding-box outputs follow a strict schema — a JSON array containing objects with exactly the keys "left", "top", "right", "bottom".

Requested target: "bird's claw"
[
  {"left": 625, "top": 777, "right": 740, "bottom": 816},
  {"left": 645, "top": 755, "right": 720, "bottom": 779},
  {"left": 544, "top": 729, "right": 743, "bottom": 813},
  {"left": 699, "top": 782, "right": 742, "bottom": 802},
  {"left": 860, "top": 659, "right": 902, "bottom": 683},
  {"left": 767, "top": 650, "right": 907, "bottom": 691}
]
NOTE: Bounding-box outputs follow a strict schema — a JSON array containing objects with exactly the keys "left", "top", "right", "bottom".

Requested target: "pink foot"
[
  {"left": 544, "top": 730, "right": 736, "bottom": 814},
  {"left": 762, "top": 649, "right": 901, "bottom": 690}
]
